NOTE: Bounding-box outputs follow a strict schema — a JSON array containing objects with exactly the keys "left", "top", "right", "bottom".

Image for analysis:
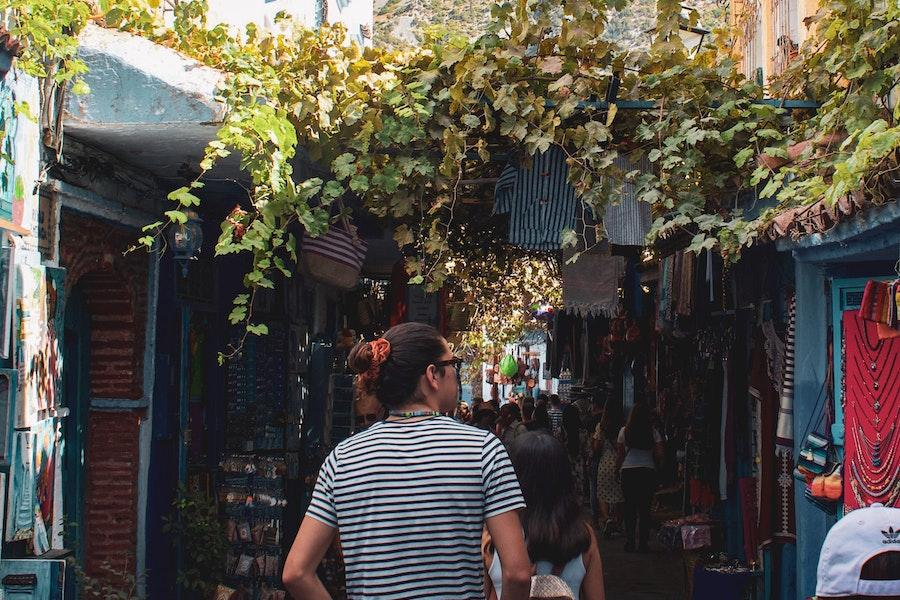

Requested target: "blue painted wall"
[
  {"left": 782, "top": 201, "right": 900, "bottom": 600},
  {"left": 791, "top": 260, "right": 832, "bottom": 599}
]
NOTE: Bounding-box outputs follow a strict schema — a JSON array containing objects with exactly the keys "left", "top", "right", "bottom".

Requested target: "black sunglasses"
[{"left": 432, "top": 358, "right": 463, "bottom": 373}]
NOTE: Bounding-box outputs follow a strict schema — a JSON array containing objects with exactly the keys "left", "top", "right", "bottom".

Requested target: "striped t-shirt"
[{"left": 305, "top": 416, "right": 526, "bottom": 599}]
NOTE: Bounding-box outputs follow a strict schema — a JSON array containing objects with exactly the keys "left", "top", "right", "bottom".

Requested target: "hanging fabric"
[
  {"left": 842, "top": 311, "right": 900, "bottom": 511},
  {"left": 493, "top": 146, "right": 579, "bottom": 251},
  {"left": 561, "top": 250, "right": 624, "bottom": 317},
  {"left": 675, "top": 250, "right": 696, "bottom": 316},
  {"left": 657, "top": 254, "right": 674, "bottom": 329},
  {"left": 750, "top": 331, "right": 788, "bottom": 548},
  {"left": 773, "top": 295, "right": 797, "bottom": 542},
  {"left": 858, "top": 279, "right": 900, "bottom": 329},
  {"left": 601, "top": 154, "right": 653, "bottom": 246}
]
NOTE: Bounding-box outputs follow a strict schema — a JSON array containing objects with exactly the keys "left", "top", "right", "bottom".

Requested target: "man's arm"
[
  {"left": 282, "top": 516, "right": 337, "bottom": 600},
  {"left": 485, "top": 511, "right": 532, "bottom": 600}
]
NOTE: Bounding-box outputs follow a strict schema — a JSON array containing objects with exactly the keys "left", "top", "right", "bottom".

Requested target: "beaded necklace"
[{"left": 387, "top": 410, "right": 443, "bottom": 419}]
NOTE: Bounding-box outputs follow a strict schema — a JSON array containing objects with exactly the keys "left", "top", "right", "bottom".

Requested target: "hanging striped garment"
[
  {"left": 774, "top": 295, "right": 797, "bottom": 541},
  {"left": 776, "top": 296, "right": 795, "bottom": 450},
  {"left": 602, "top": 155, "right": 653, "bottom": 247},
  {"left": 493, "top": 146, "right": 580, "bottom": 250}
]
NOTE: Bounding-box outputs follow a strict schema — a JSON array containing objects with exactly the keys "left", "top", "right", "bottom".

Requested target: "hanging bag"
[
  {"left": 795, "top": 339, "right": 842, "bottom": 513},
  {"left": 301, "top": 199, "right": 368, "bottom": 291}
]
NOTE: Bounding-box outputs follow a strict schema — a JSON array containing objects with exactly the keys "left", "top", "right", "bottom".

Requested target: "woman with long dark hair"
[
  {"left": 616, "top": 402, "right": 664, "bottom": 553},
  {"left": 484, "top": 431, "right": 606, "bottom": 600},
  {"left": 284, "top": 323, "right": 532, "bottom": 600}
]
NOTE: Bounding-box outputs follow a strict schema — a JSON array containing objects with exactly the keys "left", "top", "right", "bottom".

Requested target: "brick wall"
[
  {"left": 83, "top": 409, "right": 143, "bottom": 575},
  {"left": 59, "top": 210, "right": 148, "bottom": 400},
  {"left": 59, "top": 209, "right": 149, "bottom": 577}
]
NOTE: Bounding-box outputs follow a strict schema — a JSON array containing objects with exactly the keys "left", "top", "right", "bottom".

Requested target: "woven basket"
[{"left": 301, "top": 211, "right": 368, "bottom": 291}]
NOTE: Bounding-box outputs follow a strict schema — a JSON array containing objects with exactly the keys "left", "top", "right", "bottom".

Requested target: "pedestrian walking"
[
  {"left": 283, "top": 323, "right": 532, "bottom": 600},
  {"left": 527, "top": 404, "right": 551, "bottom": 432},
  {"left": 548, "top": 394, "right": 564, "bottom": 438},
  {"left": 592, "top": 410, "right": 623, "bottom": 537},
  {"left": 616, "top": 403, "right": 664, "bottom": 553},
  {"left": 499, "top": 403, "right": 527, "bottom": 448},
  {"left": 484, "top": 431, "right": 606, "bottom": 600}
]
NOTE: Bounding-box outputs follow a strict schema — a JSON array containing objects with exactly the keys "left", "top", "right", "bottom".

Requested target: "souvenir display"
[
  {"left": 220, "top": 323, "right": 292, "bottom": 596},
  {"left": 220, "top": 454, "right": 288, "bottom": 592},
  {"left": 842, "top": 312, "right": 900, "bottom": 511}
]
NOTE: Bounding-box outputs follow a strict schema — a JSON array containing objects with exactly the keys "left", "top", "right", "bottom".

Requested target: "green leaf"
[
  {"left": 734, "top": 147, "right": 754, "bottom": 168},
  {"left": 247, "top": 323, "right": 269, "bottom": 336},
  {"left": 333, "top": 153, "right": 356, "bottom": 180},
  {"left": 228, "top": 305, "right": 247, "bottom": 324},
  {"left": 71, "top": 79, "right": 91, "bottom": 95},
  {"left": 461, "top": 114, "right": 480, "bottom": 128},
  {"left": 165, "top": 210, "right": 188, "bottom": 224},
  {"left": 349, "top": 174, "right": 370, "bottom": 192}
]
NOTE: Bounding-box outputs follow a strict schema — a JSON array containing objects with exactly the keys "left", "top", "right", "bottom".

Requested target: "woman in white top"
[
  {"left": 616, "top": 402, "right": 664, "bottom": 553},
  {"left": 484, "top": 431, "right": 606, "bottom": 600}
]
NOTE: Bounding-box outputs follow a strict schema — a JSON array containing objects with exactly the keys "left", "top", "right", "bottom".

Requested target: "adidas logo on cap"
[{"left": 882, "top": 526, "right": 900, "bottom": 544}]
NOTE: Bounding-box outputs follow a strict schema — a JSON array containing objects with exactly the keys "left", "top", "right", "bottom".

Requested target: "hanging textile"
[
  {"left": 776, "top": 298, "right": 795, "bottom": 449},
  {"left": 601, "top": 155, "right": 653, "bottom": 246},
  {"left": 751, "top": 330, "right": 795, "bottom": 548},
  {"left": 561, "top": 252, "right": 624, "bottom": 317},
  {"left": 493, "top": 146, "right": 579, "bottom": 250},
  {"left": 762, "top": 317, "right": 786, "bottom": 397},
  {"left": 720, "top": 358, "right": 730, "bottom": 501},
  {"left": 858, "top": 279, "right": 900, "bottom": 329},
  {"left": 658, "top": 254, "right": 674, "bottom": 328},
  {"left": 739, "top": 477, "right": 759, "bottom": 566},
  {"left": 773, "top": 296, "right": 797, "bottom": 542},
  {"left": 842, "top": 311, "right": 900, "bottom": 511},
  {"left": 675, "top": 250, "right": 696, "bottom": 316}
]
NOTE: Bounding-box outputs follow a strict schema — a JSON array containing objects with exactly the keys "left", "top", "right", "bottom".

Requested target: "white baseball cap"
[{"left": 817, "top": 503, "right": 900, "bottom": 598}]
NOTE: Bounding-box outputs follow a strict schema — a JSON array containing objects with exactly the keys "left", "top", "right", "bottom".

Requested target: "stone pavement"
[{"left": 598, "top": 533, "right": 686, "bottom": 600}]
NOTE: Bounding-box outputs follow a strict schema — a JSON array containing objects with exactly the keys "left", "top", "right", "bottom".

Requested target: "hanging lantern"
[
  {"left": 647, "top": 5, "right": 710, "bottom": 56},
  {"left": 171, "top": 210, "right": 204, "bottom": 277}
]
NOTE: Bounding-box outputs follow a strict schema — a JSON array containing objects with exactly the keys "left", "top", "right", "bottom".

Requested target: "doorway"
[{"left": 62, "top": 285, "right": 90, "bottom": 561}]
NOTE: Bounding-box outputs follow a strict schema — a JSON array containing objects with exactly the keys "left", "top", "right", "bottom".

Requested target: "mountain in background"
[{"left": 374, "top": 0, "right": 726, "bottom": 51}]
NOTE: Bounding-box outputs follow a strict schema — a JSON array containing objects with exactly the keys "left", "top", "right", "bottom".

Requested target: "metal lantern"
[
  {"left": 172, "top": 210, "right": 204, "bottom": 277},
  {"left": 648, "top": 5, "right": 710, "bottom": 56}
]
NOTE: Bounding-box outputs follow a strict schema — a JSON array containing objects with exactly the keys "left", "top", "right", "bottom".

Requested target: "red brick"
[{"left": 60, "top": 211, "right": 148, "bottom": 402}]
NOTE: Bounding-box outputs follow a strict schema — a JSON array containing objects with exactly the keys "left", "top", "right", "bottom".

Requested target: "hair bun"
[{"left": 348, "top": 341, "right": 374, "bottom": 374}]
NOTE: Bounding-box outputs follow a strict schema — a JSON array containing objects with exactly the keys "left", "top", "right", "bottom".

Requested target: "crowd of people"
[
  {"left": 457, "top": 390, "right": 663, "bottom": 555},
  {"left": 281, "top": 322, "right": 900, "bottom": 599},
  {"left": 282, "top": 323, "right": 609, "bottom": 599}
]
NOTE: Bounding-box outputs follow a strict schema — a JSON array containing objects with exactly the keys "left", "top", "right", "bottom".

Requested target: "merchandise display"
[{"left": 218, "top": 323, "right": 292, "bottom": 597}]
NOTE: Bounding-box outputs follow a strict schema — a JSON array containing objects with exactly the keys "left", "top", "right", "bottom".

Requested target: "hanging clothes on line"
[
  {"left": 602, "top": 154, "right": 653, "bottom": 246},
  {"left": 493, "top": 146, "right": 579, "bottom": 250}
]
